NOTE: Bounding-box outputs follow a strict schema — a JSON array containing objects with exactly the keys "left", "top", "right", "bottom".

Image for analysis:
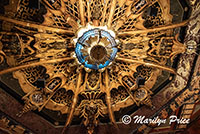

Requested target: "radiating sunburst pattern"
[{"left": 0, "top": 0, "right": 192, "bottom": 133}]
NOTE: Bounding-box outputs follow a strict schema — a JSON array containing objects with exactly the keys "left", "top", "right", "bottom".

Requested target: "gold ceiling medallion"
[{"left": 0, "top": 0, "right": 193, "bottom": 133}]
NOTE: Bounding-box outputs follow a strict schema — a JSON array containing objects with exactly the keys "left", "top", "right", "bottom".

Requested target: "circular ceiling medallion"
[{"left": 75, "top": 28, "right": 118, "bottom": 70}]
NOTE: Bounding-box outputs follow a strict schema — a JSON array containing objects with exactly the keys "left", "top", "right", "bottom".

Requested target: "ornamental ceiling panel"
[{"left": 0, "top": 0, "right": 199, "bottom": 134}]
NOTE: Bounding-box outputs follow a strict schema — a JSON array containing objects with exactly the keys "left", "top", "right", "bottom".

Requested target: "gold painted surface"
[{"left": 0, "top": 0, "right": 195, "bottom": 133}]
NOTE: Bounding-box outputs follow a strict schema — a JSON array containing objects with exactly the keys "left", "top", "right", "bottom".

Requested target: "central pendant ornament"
[{"left": 75, "top": 28, "right": 118, "bottom": 70}]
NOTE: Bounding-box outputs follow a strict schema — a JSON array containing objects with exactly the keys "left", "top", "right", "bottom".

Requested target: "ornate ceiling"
[{"left": 0, "top": 0, "right": 199, "bottom": 134}]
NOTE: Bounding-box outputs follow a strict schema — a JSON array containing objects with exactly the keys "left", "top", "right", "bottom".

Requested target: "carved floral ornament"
[{"left": 0, "top": 0, "right": 198, "bottom": 134}]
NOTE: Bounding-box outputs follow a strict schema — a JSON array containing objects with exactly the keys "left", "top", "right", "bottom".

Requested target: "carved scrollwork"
[{"left": 51, "top": 89, "right": 74, "bottom": 107}]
